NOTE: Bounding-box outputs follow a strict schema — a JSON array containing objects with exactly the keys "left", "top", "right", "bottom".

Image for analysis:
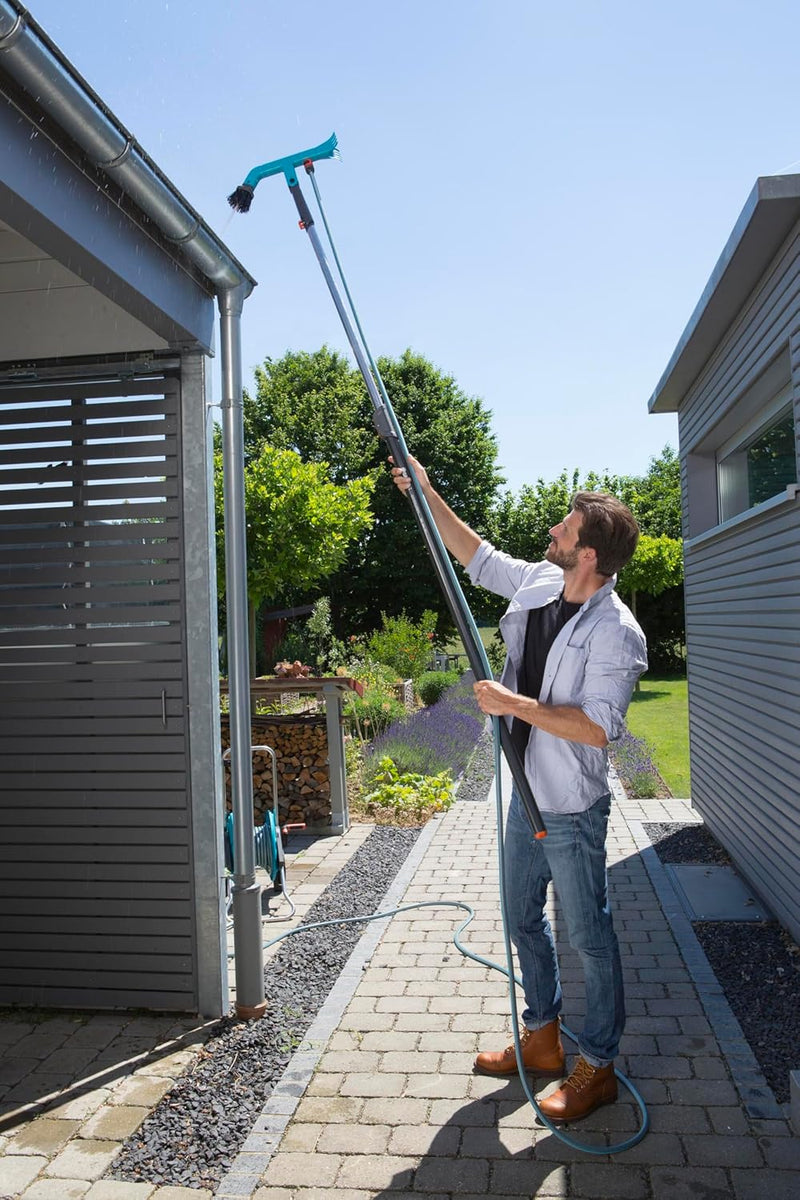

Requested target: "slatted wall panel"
[
  {"left": 0, "top": 372, "right": 197, "bottom": 1010},
  {"left": 684, "top": 499, "right": 800, "bottom": 944}
]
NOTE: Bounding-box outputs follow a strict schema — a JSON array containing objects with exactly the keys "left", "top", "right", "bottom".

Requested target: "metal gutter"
[
  {"left": 648, "top": 174, "right": 800, "bottom": 414},
  {"left": 0, "top": 0, "right": 255, "bottom": 293},
  {"left": 0, "top": 0, "right": 264, "bottom": 1019}
]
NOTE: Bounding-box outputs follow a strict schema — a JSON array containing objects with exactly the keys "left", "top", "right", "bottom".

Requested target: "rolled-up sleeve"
[
  {"left": 466, "top": 540, "right": 539, "bottom": 600},
  {"left": 580, "top": 624, "right": 648, "bottom": 743}
]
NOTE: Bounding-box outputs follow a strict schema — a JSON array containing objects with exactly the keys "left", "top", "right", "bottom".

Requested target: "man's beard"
[{"left": 545, "top": 541, "right": 580, "bottom": 571}]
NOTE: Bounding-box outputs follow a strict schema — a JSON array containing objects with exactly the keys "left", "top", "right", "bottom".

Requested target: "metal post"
[
  {"left": 322, "top": 682, "right": 349, "bottom": 835},
  {"left": 219, "top": 283, "right": 266, "bottom": 1020}
]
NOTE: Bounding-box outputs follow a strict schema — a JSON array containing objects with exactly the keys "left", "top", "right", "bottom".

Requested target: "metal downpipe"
[{"left": 219, "top": 284, "right": 266, "bottom": 1020}]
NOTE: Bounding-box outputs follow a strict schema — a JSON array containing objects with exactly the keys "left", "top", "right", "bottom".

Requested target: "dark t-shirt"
[{"left": 510, "top": 593, "right": 582, "bottom": 759}]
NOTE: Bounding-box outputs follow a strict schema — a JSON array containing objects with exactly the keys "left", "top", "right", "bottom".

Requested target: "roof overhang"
[{"left": 648, "top": 174, "right": 800, "bottom": 414}]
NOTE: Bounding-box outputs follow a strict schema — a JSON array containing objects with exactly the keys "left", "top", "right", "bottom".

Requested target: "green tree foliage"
[
  {"left": 620, "top": 445, "right": 682, "bottom": 539},
  {"left": 244, "top": 346, "right": 504, "bottom": 634},
  {"left": 214, "top": 445, "right": 374, "bottom": 669},
  {"left": 617, "top": 533, "right": 683, "bottom": 602}
]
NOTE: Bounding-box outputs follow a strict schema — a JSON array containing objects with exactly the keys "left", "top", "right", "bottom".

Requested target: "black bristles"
[{"left": 227, "top": 185, "right": 254, "bottom": 213}]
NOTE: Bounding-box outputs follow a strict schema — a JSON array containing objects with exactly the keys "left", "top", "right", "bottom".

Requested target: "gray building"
[
  {"left": 649, "top": 174, "right": 800, "bottom": 944},
  {"left": 0, "top": 3, "right": 260, "bottom": 1015}
]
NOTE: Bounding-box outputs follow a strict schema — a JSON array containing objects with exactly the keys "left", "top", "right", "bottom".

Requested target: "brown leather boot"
[
  {"left": 474, "top": 1020, "right": 565, "bottom": 1077},
  {"left": 536, "top": 1056, "right": 617, "bottom": 1122}
]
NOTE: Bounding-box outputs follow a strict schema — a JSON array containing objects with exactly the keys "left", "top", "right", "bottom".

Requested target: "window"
[{"left": 716, "top": 386, "right": 796, "bottom": 523}]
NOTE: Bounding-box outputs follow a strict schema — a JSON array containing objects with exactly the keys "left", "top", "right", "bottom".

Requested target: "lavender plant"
[
  {"left": 610, "top": 727, "right": 662, "bottom": 798},
  {"left": 365, "top": 673, "right": 483, "bottom": 783}
]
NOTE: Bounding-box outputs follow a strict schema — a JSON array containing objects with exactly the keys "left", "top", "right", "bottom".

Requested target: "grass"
[
  {"left": 443, "top": 625, "right": 498, "bottom": 657},
  {"left": 625, "top": 672, "right": 690, "bottom": 797}
]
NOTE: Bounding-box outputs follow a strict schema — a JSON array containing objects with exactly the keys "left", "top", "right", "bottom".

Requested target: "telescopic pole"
[{"left": 285, "top": 178, "right": 546, "bottom": 839}]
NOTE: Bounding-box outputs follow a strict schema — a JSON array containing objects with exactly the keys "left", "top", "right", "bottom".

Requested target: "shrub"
[
  {"left": 342, "top": 656, "right": 406, "bottom": 741},
  {"left": 363, "top": 756, "right": 454, "bottom": 823},
  {"left": 416, "top": 669, "right": 460, "bottom": 706},
  {"left": 366, "top": 610, "right": 438, "bottom": 680},
  {"left": 486, "top": 629, "right": 507, "bottom": 677},
  {"left": 366, "top": 673, "right": 483, "bottom": 782},
  {"left": 610, "top": 727, "right": 662, "bottom": 798}
]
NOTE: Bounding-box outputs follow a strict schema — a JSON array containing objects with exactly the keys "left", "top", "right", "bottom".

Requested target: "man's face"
[{"left": 545, "top": 509, "right": 584, "bottom": 571}]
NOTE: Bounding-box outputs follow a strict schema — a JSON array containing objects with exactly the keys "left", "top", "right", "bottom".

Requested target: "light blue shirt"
[{"left": 467, "top": 540, "right": 648, "bottom": 814}]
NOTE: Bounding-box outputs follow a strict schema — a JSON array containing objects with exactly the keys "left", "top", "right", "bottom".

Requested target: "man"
[{"left": 391, "top": 457, "right": 647, "bottom": 1123}]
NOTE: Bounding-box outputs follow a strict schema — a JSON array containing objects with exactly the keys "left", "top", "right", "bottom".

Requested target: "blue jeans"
[{"left": 503, "top": 787, "right": 625, "bottom": 1067}]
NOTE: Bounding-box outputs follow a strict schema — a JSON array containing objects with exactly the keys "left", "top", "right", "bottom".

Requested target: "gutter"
[{"left": 0, "top": 0, "right": 265, "bottom": 1019}]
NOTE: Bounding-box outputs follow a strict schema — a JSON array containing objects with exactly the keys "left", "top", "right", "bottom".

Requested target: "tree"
[
  {"left": 214, "top": 445, "right": 375, "bottom": 671},
  {"left": 616, "top": 534, "right": 684, "bottom": 613},
  {"left": 620, "top": 445, "right": 682, "bottom": 539},
  {"left": 244, "top": 347, "right": 504, "bottom": 635}
]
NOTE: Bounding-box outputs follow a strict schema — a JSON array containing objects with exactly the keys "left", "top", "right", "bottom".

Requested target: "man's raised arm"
[{"left": 390, "top": 456, "right": 481, "bottom": 568}]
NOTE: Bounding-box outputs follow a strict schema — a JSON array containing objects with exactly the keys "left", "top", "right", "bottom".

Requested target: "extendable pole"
[{"left": 286, "top": 179, "right": 546, "bottom": 838}]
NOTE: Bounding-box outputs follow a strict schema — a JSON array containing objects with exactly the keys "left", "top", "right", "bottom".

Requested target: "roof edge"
[{"left": 648, "top": 174, "right": 800, "bottom": 414}]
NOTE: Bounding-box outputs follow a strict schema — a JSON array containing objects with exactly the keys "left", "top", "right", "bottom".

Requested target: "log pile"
[{"left": 220, "top": 713, "right": 330, "bottom": 826}]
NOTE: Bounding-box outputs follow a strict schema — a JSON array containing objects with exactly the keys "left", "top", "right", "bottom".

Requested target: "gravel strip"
[
  {"left": 455, "top": 726, "right": 495, "bottom": 802},
  {"left": 644, "top": 820, "right": 731, "bottom": 863},
  {"left": 646, "top": 821, "right": 800, "bottom": 1105},
  {"left": 108, "top": 825, "right": 421, "bottom": 1191}
]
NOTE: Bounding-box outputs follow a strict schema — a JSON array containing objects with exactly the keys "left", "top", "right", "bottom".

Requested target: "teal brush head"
[{"left": 227, "top": 133, "right": 338, "bottom": 211}]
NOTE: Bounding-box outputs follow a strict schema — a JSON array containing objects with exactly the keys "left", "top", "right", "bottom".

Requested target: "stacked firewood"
[{"left": 220, "top": 713, "right": 331, "bottom": 826}]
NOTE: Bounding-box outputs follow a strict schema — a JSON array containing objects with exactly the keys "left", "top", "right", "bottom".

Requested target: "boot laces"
[
  {"left": 565, "top": 1057, "right": 598, "bottom": 1093},
  {"left": 505, "top": 1027, "right": 534, "bottom": 1056}
]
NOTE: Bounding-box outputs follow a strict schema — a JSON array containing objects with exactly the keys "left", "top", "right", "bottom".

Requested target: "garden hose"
[{"left": 242, "top": 717, "right": 648, "bottom": 1154}]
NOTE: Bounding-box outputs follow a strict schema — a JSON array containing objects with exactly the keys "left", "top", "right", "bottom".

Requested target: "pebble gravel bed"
[
  {"left": 108, "top": 824, "right": 421, "bottom": 1191},
  {"left": 646, "top": 821, "right": 800, "bottom": 1105},
  {"left": 454, "top": 726, "right": 495, "bottom": 802}
]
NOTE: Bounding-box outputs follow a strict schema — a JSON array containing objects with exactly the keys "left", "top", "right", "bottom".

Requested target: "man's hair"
[{"left": 570, "top": 491, "right": 640, "bottom": 577}]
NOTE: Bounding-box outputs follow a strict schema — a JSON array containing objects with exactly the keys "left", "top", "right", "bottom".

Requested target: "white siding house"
[{"left": 649, "top": 175, "right": 800, "bottom": 944}]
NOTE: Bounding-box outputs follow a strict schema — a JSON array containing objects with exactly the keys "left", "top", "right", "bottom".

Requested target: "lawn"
[{"left": 625, "top": 673, "right": 690, "bottom": 798}]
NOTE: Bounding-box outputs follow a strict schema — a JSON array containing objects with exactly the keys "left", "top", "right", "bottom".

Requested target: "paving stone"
[
  {"left": 339, "top": 1072, "right": 405, "bottom": 1097},
  {"left": 45, "top": 1086, "right": 112, "bottom": 1121},
  {"left": 570, "top": 1162, "right": 649, "bottom": 1197},
  {"left": 83, "top": 1182, "right": 156, "bottom": 1198},
  {"left": 107, "top": 1076, "right": 173, "bottom": 1108},
  {"left": 428, "top": 1097, "right": 496, "bottom": 1126},
  {"left": 759, "top": 1136, "right": 800, "bottom": 1168},
  {"left": 293, "top": 1096, "right": 363, "bottom": 1123},
  {"left": 626, "top": 1054, "right": 692, "bottom": 1078},
  {"left": 360, "top": 1097, "right": 431, "bottom": 1125},
  {"left": 0, "top": 1153, "right": 49, "bottom": 1195},
  {"left": 338, "top": 1152, "right": 417, "bottom": 1190},
  {"left": 315, "top": 1123, "right": 391, "bottom": 1154},
  {"left": 489, "top": 1161, "right": 568, "bottom": 1195},
  {"left": 278, "top": 1123, "right": 323, "bottom": 1152},
  {"left": 19, "top": 1179, "right": 91, "bottom": 1199},
  {"left": 80, "top": 1105, "right": 149, "bottom": 1140},
  {"left": 415, "top": 1155, "right": 489, "bottom": 1193},
  {"left": 263, "top": 1152, "right": 343, "bottom": 1188},
  {"left": 649, "top": 1166, "right": 730, "bottom": 1199},
  {"left": 682, "top": 1133, "right": 764, "bottom": 1167},
  {"left": 388, "top": 1123, "right": 461, "bottom": 1156},
  {"left": 0, "top": 1057, "right": 40, "bottom": 1085},
  {"left": 646, "top": 1103, "right": 710, "bottom": 1133},
  {"left": 610, "top": 1131, "right": 684, "bottom": 1163},
  {"left": 730, "top": 1168, "right": 800, "bottom": 1200},
  {"left": 403, "top": 1073, "right": 466, "bottom": 1099},
  {"left": 45, "top": 1138, "right": 121, "bottom": 1180},
  {"left": 149, "top": 1189, "right": 213, "bottom": 1199},
  {"left": 7, "top": 1116, "right": 81, "bottom": 1157},
  {"left": 707, "top": 1105, "right": 750, "bottom": 1135},
  {"left": 668, "top": 1078, "right": 739, "bottom": 1105}
]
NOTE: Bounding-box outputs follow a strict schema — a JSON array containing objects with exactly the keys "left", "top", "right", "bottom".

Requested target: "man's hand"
[
  {"left": 473, "top": 679, "right": 608, "bottom": 747},
  {"left": 473, "top": 679, "right": 519, "bottom": 716},
  {"left": 389, "top": 455, "right": 431, "bottom": 496}
]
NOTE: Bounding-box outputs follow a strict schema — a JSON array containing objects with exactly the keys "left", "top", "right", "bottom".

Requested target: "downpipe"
[{"left": 218, "top": 283, "right": 266, "bottom": 1020}]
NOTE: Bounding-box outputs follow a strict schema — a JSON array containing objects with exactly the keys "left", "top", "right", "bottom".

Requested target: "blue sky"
[{"left": 30, "top": 0, "right": 800, "bottom": 492}]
